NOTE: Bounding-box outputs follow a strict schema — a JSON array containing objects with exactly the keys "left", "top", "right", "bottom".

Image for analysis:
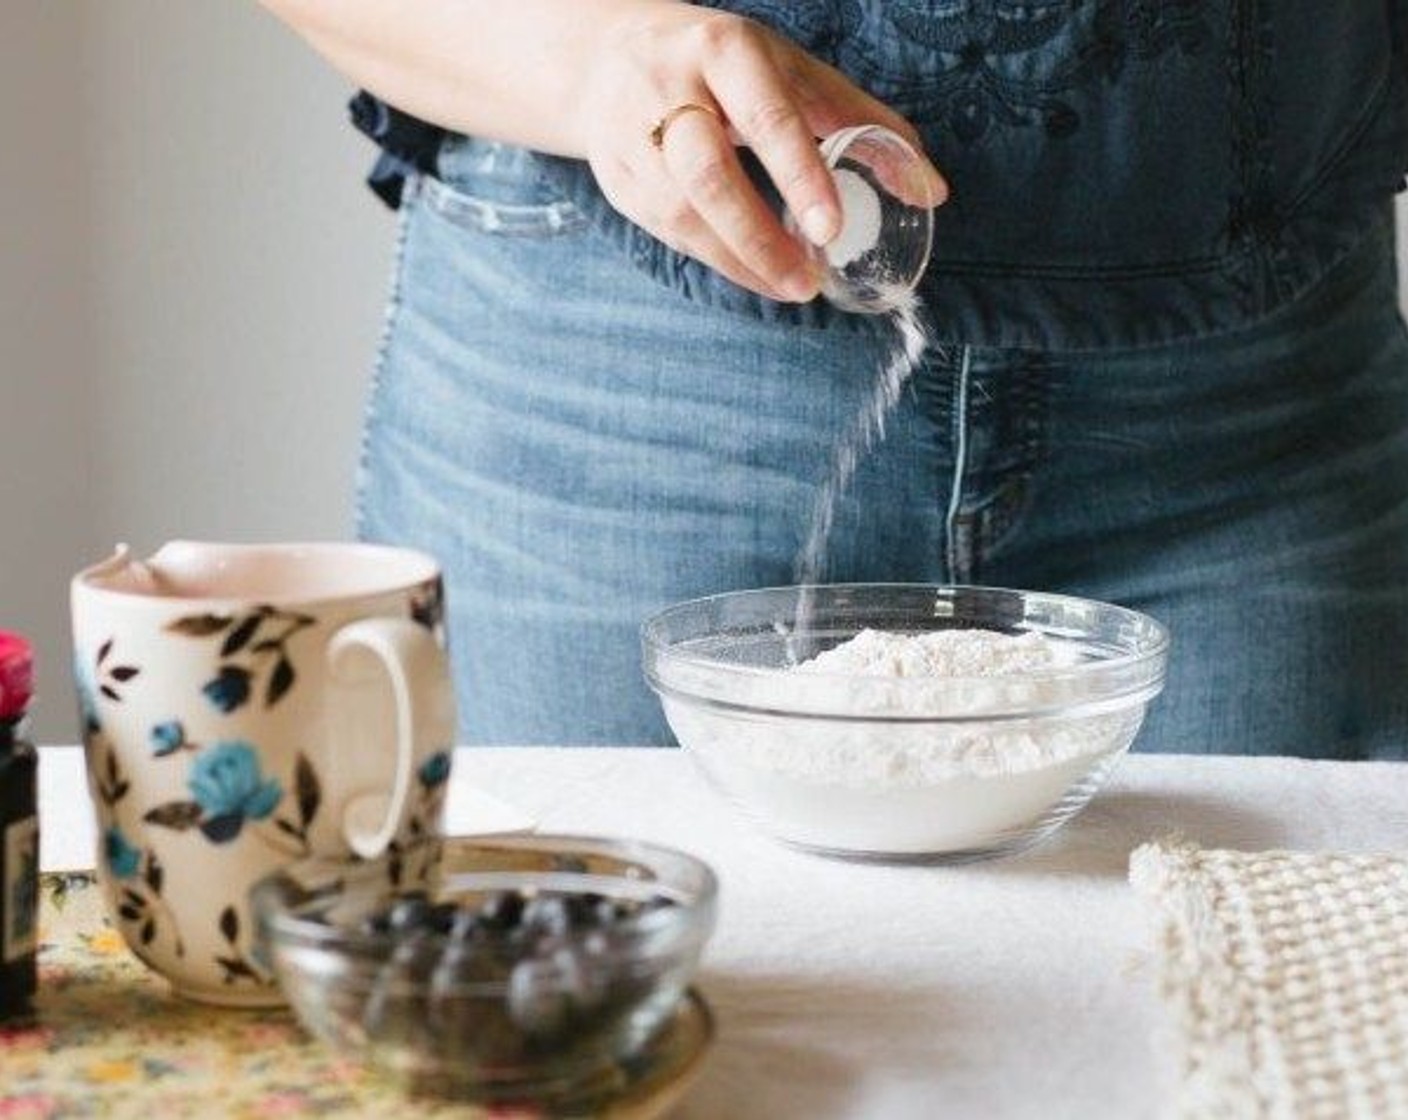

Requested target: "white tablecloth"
[{"left": 39, "top": 747, "right": 1408, "bottom": 1120}]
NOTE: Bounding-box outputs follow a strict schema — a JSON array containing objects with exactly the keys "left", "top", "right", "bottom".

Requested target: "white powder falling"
[
  {"left": 793, "top": 292, "right": 929, "bottom": 591},
  {"left": 825, "top": 168, "right": 883, "bottom": 269}
]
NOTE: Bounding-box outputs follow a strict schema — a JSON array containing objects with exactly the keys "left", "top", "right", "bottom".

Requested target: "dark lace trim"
[
  {"left": 1221, "top": 0, "right": 1279, "bottom": 314},
  {"left": 881, "top": 0, "right": 1213, "bottom": 144}
]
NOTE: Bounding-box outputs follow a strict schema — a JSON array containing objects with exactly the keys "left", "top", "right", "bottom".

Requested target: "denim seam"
[
  {"left": 1225, "top": 0, "right": 1279, "bottom": 309},
  {"left": 419, "top": 172, "right": 589, "bottom": 238},
  {"left": 1280, "top": 68, "right": 1393, "bottom": 223},
  {"left": 944, "top": 345, "right": 974, "bottom": 582},
  {"left": 929, "top": 253, "right": 1228, "bottom": 282},
  {"left": 354, "top": 174, "right": 418, "bottom": 539},
  {"left": 956, "top": 207, "right": 1392, "bottom": 361},
  {"left": 974, "top": 364, "right": 1048, "bottom": 564}
]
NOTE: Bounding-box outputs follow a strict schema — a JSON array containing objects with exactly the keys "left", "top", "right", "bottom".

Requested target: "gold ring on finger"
[{"left": 649, "top": 102, "right": 723, "bottom": 150}]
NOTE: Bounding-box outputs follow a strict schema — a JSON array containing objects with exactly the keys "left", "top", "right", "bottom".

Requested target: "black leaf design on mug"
[
  {"left": 172, "top": 606, "right": 314, "bottom": 711},
  {"left": 143, "top": 801, "right": 204, "bottom": 830},
  {"left": 88, "top": 639, "right": 141, "bottom": 705},
  {"left": 272, "top": 752, "right": 321, "bottom": 852},
  {"left": 166, "top": 614, "right": 234, "bottom": 637},
  {"left": 214, "top": 904, "right": 268, "bottom": 986},
  {"left": 145, "top": 851, "right": 164, "bottom": 895},
  {"left": 221, "top": 612, "right": 265, "bottom": 657},
  {"left": 266, "top": 657, "right": 295, "bottom": 707},
  {"left": 94, "top": 747, "right": 132, "bottom": 806},
  {"left": 105, "top": 837, "right": 185, "bottom": 958},
  {"left": 219, "top": 904, "right": 239, "bottom": 944},
  {"left": 296, "top": 753, "right": 321, "bottom": 827}
]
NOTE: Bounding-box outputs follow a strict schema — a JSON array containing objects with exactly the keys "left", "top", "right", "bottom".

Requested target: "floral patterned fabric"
[{"left": 0, "top": 875, "right": 699, "bottom": 1119}]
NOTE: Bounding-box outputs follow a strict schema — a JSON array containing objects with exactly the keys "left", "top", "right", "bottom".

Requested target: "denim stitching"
[
  {"left": 971, "top": 357, "right": 1048, "bottom": 563},
  {"left": 1281, "top": 69, "right": 1395, "bottom": 222},
  {"left": 1224, "top": 0, "right": 1278, "bottom": 310},
  {"left": 419, "top": 173, "right": 588, "bottom": 238},
  {"left": 944, "top": 344, "right": 975, "bottom": 581},
  {"left": 354, "top": 175, "right": 418, "bottom": 540}
]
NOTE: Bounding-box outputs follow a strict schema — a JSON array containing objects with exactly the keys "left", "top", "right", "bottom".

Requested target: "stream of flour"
[
  {"left": 787, "top": 293, "right": 931, "bottom": 659},
  {"left": 793, "top": 292, "right": 930, "bottom": 586}
]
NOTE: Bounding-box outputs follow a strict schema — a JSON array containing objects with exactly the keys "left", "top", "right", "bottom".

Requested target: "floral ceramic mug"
[{"left": 70, "top": 541, "right": 457, "bottom": 1006}]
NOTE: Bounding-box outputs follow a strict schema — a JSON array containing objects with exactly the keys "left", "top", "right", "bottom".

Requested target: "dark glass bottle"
[{"left": 0, "top": 631, "right": 38, "bottom": 1019}]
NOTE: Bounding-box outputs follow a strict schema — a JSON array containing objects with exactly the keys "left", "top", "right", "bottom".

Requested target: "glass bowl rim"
[
  {"left": 254, "top": 832, "right": 720, "bottom": 958},
  {"left": 641, "top": 582, "right": 1171, "bottom": 721}
]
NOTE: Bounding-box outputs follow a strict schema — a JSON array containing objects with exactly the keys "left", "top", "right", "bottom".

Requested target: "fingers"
[
  {"left": 788, "top": 53, "right": 948, "bottom": 207},
  {"left": 596, "top": 154, "right": 799, "bottom": 301},
  {"left": 657, "top": 104, "right": 821, "bottom": 302},
  {"left": 583, "top": 9, "right": 948, "bottom": 304},
  {"left": 654, "top": 202, "right": 797, "bottom": 300},
  {"left": 702, "top": 29, "right": 842, "bottom": 248}
]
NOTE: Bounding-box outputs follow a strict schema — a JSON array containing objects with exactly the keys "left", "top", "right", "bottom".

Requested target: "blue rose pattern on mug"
[
  {"left": 87, "top": 748, "right": 188, "bottom": 968},
  {"left": 142, "top": 742, "right": 324, "bottom": 857},
  {"left": 149, "top": 719, "right": 191, "bottom": 758},
  {"left": 104, "top": 826, "right": 142, "bottom": 880},
  {"left": 418, "top": 750, "right": 451, "bottom": 790},
  {"left": 186, "top": 741, "right": 283, "bottom": 842}
]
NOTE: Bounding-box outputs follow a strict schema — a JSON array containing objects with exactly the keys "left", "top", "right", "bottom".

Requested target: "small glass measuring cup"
[{"left": 786, "top": 125, "right": 938, "bottom": 314}]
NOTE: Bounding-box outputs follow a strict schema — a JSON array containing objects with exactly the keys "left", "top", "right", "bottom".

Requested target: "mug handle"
[{"left": 327, "top": 617, "right": 455, "bottom": 859}]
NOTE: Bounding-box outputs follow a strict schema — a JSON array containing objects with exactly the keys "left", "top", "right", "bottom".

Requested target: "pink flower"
[
  {"left": 0, "top": 1026, "right": 55, "bottom": 1053},
  {"left": 0, "top": 1095, "right": 59, "bottom": 1119},
  {"left": 255, "top": 1092, "right": 308, "bottom": 1116},
  {"left": 241, "top": 1023, "right": 297, "bottom": 1047}
]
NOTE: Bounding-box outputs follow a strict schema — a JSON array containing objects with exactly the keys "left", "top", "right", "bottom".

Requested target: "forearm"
[{"left": 258, "top": 0, "right": 677, "bottom": 157}]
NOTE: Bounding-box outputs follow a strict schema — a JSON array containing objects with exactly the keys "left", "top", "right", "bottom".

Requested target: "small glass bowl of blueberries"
[{"left": 251, "top": 834, "right": 718, "bottom": 1104}]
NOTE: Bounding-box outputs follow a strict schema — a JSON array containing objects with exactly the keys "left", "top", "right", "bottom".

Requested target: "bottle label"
[{"left": 3, "top": 815, "right": 38, "bottom": 963}]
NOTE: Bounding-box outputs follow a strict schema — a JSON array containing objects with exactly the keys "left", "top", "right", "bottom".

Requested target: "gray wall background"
[
  {"left": 3, "top": 3, "right": 1408, "bottom": 741},
  {"left": 3, "top": 3, "right": 391, "bottom": 739}
]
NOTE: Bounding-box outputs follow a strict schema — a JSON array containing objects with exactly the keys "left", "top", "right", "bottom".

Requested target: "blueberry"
[
  {"left": 447, "top": 906, "right": 481, "bottom": 942},
  {"left": 429, "top": 941, "right": 499, "bottom": 998},
  {"left": 560, "top": 892, "right": 597, "bottom": 928},
  {"left": 552, "top": 944, "right": 608, "bottom": 1011},
  {"left": 387, "top": 930, "right": 438, "bottom": 974},
  {"left": 522, "top": 894, "right": 574, "bottom": 940},
  {"left": 477, "top": 889, "right": 526, "bottom": 931},
  {"left": 362, "top": 930, "right": 437, "bottom": 1038},
  {"left": 385, "top": 891, "right": 434, "bottom": 933},
  {"left": 506, "top": 957, "right": 570, "bottom": 1036},
  {"left": 426, "top": 901, "right": 460, "bottom": 935}
]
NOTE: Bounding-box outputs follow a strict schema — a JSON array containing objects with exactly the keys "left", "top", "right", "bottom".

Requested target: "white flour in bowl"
[
  {"left": 798, "top": 627, "right": 1069, "bottom": 681},
  {"left": 664, "top": 627, "right": 1140, "bottom": 857}
]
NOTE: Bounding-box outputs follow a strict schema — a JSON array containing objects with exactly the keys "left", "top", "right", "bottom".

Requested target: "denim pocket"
[
  {"left": 429, "top": 134, "right": 865, "bottom": 331},
  {"left": 424, "top": 136, "right": 589, "bottom": 238}
]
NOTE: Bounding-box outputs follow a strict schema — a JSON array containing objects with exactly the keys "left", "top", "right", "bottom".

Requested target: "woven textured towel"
[{"left": 1130, "top": 838, "right": 1408, "bottom": 1120}]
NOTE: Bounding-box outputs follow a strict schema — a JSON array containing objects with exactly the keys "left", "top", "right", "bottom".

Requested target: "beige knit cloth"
[{"left": 1130, "top": 838, "right": 1408, "bottom": 1119}]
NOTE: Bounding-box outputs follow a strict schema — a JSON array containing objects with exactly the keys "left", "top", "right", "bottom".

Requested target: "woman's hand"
[
  {"left": 260, "top": 0, "right": 945, "bottom": 302},
  {"left": 575, "top": 5, "right": 947, "bottom": 303}
]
